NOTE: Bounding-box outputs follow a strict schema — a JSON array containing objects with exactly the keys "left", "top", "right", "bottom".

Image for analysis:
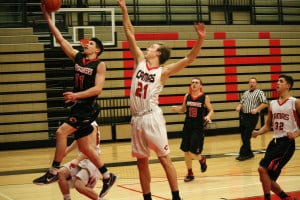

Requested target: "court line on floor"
[
  {"left": 117, "top": 184, "right": 169, "bottom": 200},
  {"left": 1, "top": 147, "right": 299, "bottom": 177},
  {"left": 0, "top": 191, "right": 13, "bottom": 200}
]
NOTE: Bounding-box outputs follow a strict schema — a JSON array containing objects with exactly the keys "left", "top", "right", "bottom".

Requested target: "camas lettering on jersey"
[
  {"left": 273, "top": 112, "right": 289, "bottom": 120},
  {"left": 75, "top": 64, "right": 93, "bottom": 75},
  {"left": 187, "top": 101, "right": 203, "bottom": 108},
  {"left": 136, "top": 69, "right": 156, "bottom": 83}
]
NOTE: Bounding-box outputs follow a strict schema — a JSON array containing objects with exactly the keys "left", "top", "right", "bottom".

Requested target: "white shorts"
[
  {"left": 63, "top": 159, "right": 101, "bottom": 188},
  {"left": 131, "top": 108, "right": 170, "bottom": 158}
]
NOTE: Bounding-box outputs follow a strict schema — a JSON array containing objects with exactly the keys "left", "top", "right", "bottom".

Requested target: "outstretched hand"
[
  {"left": 117, "top": 0, "right": 126, "bottom": 8},
  {"left": 194, "top": 23, "right": 206, "bottom": 39},
  {"left": 171, "top": 106, "right": 181, "bottom": 113}
]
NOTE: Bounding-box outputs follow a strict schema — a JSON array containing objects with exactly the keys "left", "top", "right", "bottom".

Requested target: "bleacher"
[
  {"left": 0, "top": 28, "right": 49, "bottom": 149},
  {"left": 0, "top": 0, "right": 300, "bottom": 150},
  {"left": 101, "top": 25, "right": 300, "bottom": 140}
]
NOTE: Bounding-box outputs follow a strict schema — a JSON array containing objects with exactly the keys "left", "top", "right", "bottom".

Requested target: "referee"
[{"left": 235, "top": 78, "right": 268, "bottom": 161}]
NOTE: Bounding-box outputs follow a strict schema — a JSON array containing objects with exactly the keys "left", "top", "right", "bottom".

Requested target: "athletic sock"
[
  {"left": 49, "top": 167, "right": 58, "bottom": 175},
  {"left": 188, "top": 168, "right": 193, "bottom": 176},
  {"left": 63, "top": 194, "right": 71, "bottom": 200},
  {"left": 49, "top": 161, "right": 59, "bottom": 176},
  {"left": 172, "top": 190, "right": 181, "bottom": 200},
  {"left": 52, "top": 161, "right": 61, "bottom": 169},
  {"left": 264, "top": 193, "right": 271, "bottom": 200},
  {"left": 99, "top": 165, "right": 110, "bottom": 179},
  {"left": 143, "top": 192, "right": 152, "bottom": 200},
  {"left": 99, "top": 165, "right": 108, "bottom": 174}
]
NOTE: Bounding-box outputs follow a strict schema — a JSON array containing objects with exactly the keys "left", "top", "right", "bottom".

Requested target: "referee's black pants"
[{"left": 238, "top": 113, "right": 259, "bottom": 157}]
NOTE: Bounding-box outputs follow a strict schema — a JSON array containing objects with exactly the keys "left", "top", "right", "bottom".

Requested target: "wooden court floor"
[{"left": 0, "top": 132, "right": 299, "bottom": 200}]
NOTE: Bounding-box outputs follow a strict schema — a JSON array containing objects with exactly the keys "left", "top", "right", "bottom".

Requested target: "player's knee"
[
  {"left": 158, "top": 155, "right": 172, "bottom": 167},
  {"left": 55, "top": 129, "right": 63, "bottom": 138},
  {"left": 56, "top": 128, "right": 69, "bottom": 139},
  {"left": 58, "top": 167, "right": 69, "bottom": 181},
  {"left": 258, "top": 166, "right": 267, "bottom": 176},
  {"left": 137, "top": 157, "right": 149, "bottom": 169}
]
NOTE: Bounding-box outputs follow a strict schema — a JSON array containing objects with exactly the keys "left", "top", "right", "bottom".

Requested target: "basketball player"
[
  {"left": 33, "top": 4, "right": 117, "bottom": 198},
  {"left": 58, "top": 122, "right": 102, "bottom": 200},
  {"left": 172, "top": 77, "right": 213, "bottom": 182},
  {"left": 252, "top": 74, "right": 300, "bottom": 200},
  {"left": 117, "top": 1, "right": 206, "bottom": 199}
]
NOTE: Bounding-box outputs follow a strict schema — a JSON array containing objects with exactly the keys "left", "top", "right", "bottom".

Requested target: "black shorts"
[
  {"left": 66, "top": 101, "right": 100, "bottom": 139},
  {"left": 259, "top": 136, "right": 295, "bottom": 181},
  {"left": 180, "top": 122, "right": 204, "bottom": 154}
]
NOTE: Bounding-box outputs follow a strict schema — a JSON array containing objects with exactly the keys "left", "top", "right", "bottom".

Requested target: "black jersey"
[
  {"left": 73, "top": 53, "right": 101, "bottom": 102},
  {"left": 185, "top": 93, "right": 206, "bottom": 127}
]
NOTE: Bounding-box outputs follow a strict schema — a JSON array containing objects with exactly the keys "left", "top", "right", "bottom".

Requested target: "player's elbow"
[{"left": 94, "top": 88, "right": 103, "bottom": 96}]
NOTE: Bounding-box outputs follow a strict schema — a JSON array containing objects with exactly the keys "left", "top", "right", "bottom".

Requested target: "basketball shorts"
[
  {"left": 63, "top": 159, "right": 100, "bottom": 188},
  {"left": 66, "top": 102, "right": 100, "bottom": 129},
  {"left": 131, "top": 108, "right": 170, "bottom": 158},
  {"left": 180, "top": 123, "right": 204, "bottom": 154},
  {"left": 259, "top": 136, "right": 295, "bottom": 181},
  {"left": 66, "top": 101, "right": 100, "bottom": 139}
]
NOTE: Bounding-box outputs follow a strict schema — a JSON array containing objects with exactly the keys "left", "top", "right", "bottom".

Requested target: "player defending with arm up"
[{"left": 118, "top": 0, "right": 206, "bottom": 200}]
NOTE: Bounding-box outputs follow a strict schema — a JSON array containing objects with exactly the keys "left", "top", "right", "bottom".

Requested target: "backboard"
[{"left": 51, "top": 7, "right": 116, "bottom": 47}]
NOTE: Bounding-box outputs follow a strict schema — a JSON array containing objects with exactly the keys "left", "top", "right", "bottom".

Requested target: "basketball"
[{"left": 42, "top": 0, "right": 62, "bottom": 13}]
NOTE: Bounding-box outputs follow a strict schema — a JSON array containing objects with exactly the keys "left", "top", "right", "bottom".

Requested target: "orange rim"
[{"left": 80, "top": 39, "right": 90, "bottom": 47}]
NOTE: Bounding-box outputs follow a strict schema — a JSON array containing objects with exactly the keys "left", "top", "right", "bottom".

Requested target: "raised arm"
[
  {"left": 41, "top": 3, "right": 78, "bottom": 61},
  {"left": 117, "top": 0, "right": 144, "bottom": 64},
  {"left": 161, "top": 23, "right": 206, "bottom": 83}
]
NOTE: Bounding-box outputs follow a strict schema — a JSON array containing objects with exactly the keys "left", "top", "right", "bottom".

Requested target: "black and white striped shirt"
[{"left": 240, "top": 89, "right": 267, "bottom": 114}]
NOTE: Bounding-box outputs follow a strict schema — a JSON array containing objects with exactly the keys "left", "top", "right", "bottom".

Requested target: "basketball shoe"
[
  {"left": 200, "top": 155, "right": 207, "bottom": 172},
  {"left": 99, "top": 172, "right": 117, "bottom": 197},
  {"left": 184, "top": 175, "right": 195, "bottom": 182},
  {"left": 33, "top": 169, "right": 58, "bottom": 185}
]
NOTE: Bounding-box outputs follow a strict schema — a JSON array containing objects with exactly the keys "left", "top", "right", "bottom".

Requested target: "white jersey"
[
  {"left": 63, "top": 121, "right": 101, "bottom": 187},
  {"left": 65, "top": 158, "right": 101, "bottom": 188},
  {"left": 129, "top": 60, "right": 170, "bottom": 158},
  {"left": 130, "top": 60, "right": 163, "bottom": 114},
  {"left": 270, "top": 97, "right": 299, "bottom": 138}
]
